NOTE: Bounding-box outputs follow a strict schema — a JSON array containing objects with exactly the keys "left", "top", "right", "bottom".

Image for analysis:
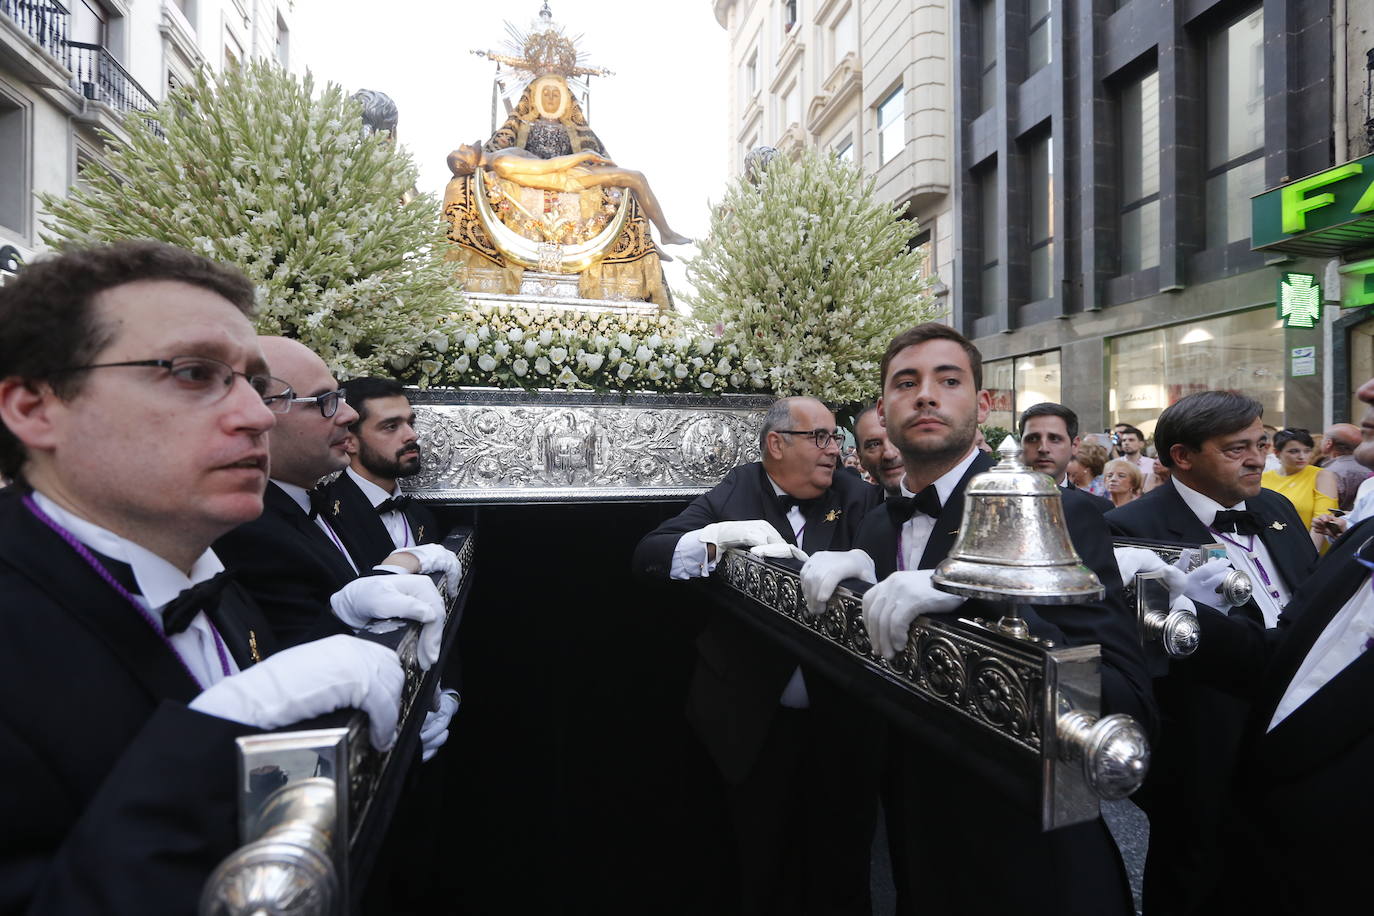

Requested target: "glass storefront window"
[
  {"left": 983, "top": 350, "right": 1062, "bottom": 435},
  {"left": 1109, "top": 308, "right": 1285, "bottom": 439}
]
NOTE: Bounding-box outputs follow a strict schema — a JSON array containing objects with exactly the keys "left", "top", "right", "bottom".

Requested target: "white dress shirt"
[
  {"left": 33, "top": 491, "right": 240, "bottom": 688},
  {"left": 346, "top": 468, "right": 414, "bottom": 550},
  {"left": 1172, "top": 477, "right": 1290, "bottom": 627},
  {"left": 1348, "top": 476, "right": 1374, "bottom": 526},
  {"left": 1269, "top": 563, "right": 1374, "bottom": 731},
  {"left": 895, "top": 447, "right": 982, "bottom": 572}
]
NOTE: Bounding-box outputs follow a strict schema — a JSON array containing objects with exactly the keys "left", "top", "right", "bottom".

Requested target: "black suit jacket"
[
  {"left": 853, "top": 451, "right": 1155, "bottom": 916},
  {"left": 1105, "top": 480, "right": 1316, "bottom": 625},
  {"left": 1184, "top": 518, "right": 1374, "bottom": 914},
  {"left": 632, "top": 462, "right": 881, "bottom": 782},
  {"left": 0, "top": 487, "right": 276, "bottom": 914},
  {"left": 322, "top": 471, "right": 440, "bottom": 572},
  {"left": 214, "top": 482, "right": 358, "bottom": 646},
  {"left": 1064, "top": 481, "right": 1114, "bottom": 515}
]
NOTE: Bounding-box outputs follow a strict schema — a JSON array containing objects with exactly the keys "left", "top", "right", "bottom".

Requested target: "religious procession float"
[{"left": 38, "top": 5, "right": 1190, "bottom": 912}]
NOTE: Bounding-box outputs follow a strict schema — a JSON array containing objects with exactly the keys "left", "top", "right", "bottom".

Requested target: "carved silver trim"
[
  {"left": 403, "top": 392, "right": 770, "bottom": 503},
  {"left": 713, "top": 548, "right": 1149, "bottom": 829}
]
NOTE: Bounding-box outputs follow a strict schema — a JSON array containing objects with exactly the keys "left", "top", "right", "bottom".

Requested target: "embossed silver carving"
[
  {"left": 403, "top": 392, "right": 769, "bottom": 502},
  {"left": 712, "top": 548, "right": 1151, "bottom": 828}
]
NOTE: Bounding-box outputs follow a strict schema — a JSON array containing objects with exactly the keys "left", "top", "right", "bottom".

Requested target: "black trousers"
[{"left": 722, "top": 677, "right": 882, "bottom": 916}]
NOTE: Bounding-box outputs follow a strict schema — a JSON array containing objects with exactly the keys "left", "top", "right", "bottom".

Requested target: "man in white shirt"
[
  {"left": 1106, "top": 390, "right": 1317, "bottom": 915},
  {"left": 1178, "top": 373, "right": 1374, "bottom": 914},
  {"left": 0, "top": 241, "right": 413, "bottom": 912},
  {"left": 324, "top": 377, "right": 441, "bottom": 571},
  {"left": 798, "top": 323, "right": 1153, "bottom": 915}
]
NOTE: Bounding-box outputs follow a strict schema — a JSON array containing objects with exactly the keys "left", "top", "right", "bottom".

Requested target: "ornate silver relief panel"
[{"left": 404, "top": 389, "right": 772, "bottom": 503}]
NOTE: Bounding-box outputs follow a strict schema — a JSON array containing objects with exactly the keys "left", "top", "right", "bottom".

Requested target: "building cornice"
[
  {"left": 159, "top": 0, "right": 205, "bottom": 69},
  {"left": 806, "top": 52, "right": 861, "bottom": 134},
  {"left": 770, "top": 37, "right": 805, "bottom": 94}
]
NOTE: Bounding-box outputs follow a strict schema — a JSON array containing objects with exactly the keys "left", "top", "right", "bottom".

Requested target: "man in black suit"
[
  {"left": 1020, "top": 401, "right": 1114, "bottom": 514},
  {"left": 1105, "top": 390, "right": 1317, "bottom": 915},
  {"left": 854, "top": 403, "right": 904, "bottom": 496},
  {"left": 1174, "top": 374, "right": 1374, "bottom": 914},
  {"left": 325, "top": 377, "right": 440, "bottom": 571},
  {"left": 0, "top": 241, "right": 408, "bottom": 912},
  {"left": 800, "top": 323, "right": 1155, "bottom": 916},
  {"left": 632, "top": 396, "right": 882, "bottom": 915}
]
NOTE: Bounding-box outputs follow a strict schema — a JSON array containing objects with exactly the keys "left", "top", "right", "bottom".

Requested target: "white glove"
[
  {"left": 385, "top": 543, "right": 463, "bottom": 597},
  {"left": 749, "top": 542, "right": 810, "bottom": 563},
  {"left": 419, "top": 688, "right": 460, "bottom": 763},
  {"left": 1114, "top": 546, "right": 1169, "bottom": 582},
  {"left": 862, "top": 569, "right": 965, "bottom": 660},
  {"left": 330, "top": 574, "right": 445, "bottom": 670},
  {"left": 697, "top": 520, "right": 784, "bottom": 552},
  {"left": 1173, "top": 556, "right": 1234, "bottom": 609},
  {"left": 190, "top": 635, "right": 404, "bottom": 751},
  {"left": 799, "top": 549, "right": 877, "bottom": 617}
]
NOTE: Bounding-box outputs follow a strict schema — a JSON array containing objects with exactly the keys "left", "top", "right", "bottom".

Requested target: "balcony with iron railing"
[
  {"left": 0, "top": 0, "right": 69, "bottom": 59},
  {"left": 68, "top": 40, "right": 162, "bottom": 136}
]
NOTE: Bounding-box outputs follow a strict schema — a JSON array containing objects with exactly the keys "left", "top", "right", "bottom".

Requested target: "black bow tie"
[
  {"left": 776, "top": 493, "right": 819, "bottom": 515},
  {"left": 307, "top": 487, "right": 332, "bottom": 521},
  {"left": 1212, "top": 509, "right": 1263, "bottom": 536},
  {"left": 376, "top": 494, "right": 411, "bottom": 514},
  {"left": 886, "top": 485, "right": 942, "bottom": 524},
  {"left": 161, "top": 571, "right": 232, "bottom": 636}
]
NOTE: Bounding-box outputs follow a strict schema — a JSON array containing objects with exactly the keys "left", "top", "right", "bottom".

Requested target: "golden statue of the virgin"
[{"left": 444, "top": 5, "right": 685, "bottom": 308}]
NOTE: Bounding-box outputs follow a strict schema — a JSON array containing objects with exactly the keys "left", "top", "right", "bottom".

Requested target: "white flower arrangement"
[{"left": 407, "top": 304, "right": 764, "bottom": 395}]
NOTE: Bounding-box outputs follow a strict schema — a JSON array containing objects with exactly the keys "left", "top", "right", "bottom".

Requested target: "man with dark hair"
[
  {"left": 1020, "top": 402, "right": 1113, "bottom": 513},
  {"left": 1318, "top": 422, "right": 1370, "bottom": 511},
  {"left": 0, "top": 242, "right": 409, "bottom": 912},
  {"left": 854, "top": 404, "right": 903, "bottom": 495},
  {"left": 800, "top": 323, "right": 1153, "bottom": 915},
  {"left": 323, "top": 377, "right": 440, "bottom": 571},
  {"left": 1175, "top": 374, "right": 1374, "bottom": 914},
  {"left": 1107, "top": 389, "right": 1317, "bottom": 915},
  {"left": 632, "top": 396, "right": 882, "bottom": 915}
]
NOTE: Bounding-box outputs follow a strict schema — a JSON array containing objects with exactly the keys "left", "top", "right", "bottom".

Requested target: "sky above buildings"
[{"left": 294, "top": 0, "right": 731, "bottom": 299}]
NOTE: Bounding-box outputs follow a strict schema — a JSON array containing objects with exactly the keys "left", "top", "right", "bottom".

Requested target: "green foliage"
[
  {"left": 980, "top": 424, "right": 1012, "bottom": 450},
  {"left": 685, "top": 146, "right": 937, "bottom": 404},
  {"left": 39, "top": 61, "right": 455, "bottom": 378}
]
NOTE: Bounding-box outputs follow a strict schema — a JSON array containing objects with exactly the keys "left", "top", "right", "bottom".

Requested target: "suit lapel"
[
  {"left": 800, "top": 487, "right": 842, "bottom": 554},
  {"left": 1250, "top": 493, "right": 1312, "bottom": 595},
  {"left": 754, "top": 465, "right": 799, "bottom": 546},
  {"left": 918, "top": 451, "right": 995, "bottom": 570},
  {"left": 1251, "top": 537, "right": 1374, "bottom": 776},
  {"left": 264, "top": 483, "right": 357, "bottom": 584},
  {"left": 0, "top": 493, "right": 202, "bottom": 701},
  {"left": 329, "top": 473, "right": 397, "bottom": 568},
  {"left": 1158, "top": 483, "right": 1214, "bottom": 544}
]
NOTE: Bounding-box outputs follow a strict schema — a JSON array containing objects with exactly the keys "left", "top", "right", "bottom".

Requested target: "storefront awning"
[{"left": 1252, "top": 153, "right": 1374, "bottom": 257}]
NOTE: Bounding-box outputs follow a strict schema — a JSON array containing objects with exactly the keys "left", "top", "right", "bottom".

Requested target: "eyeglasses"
[
  {"left": 48, "top": 356, "right": 295, "bottom": 413},
  {"left": 287, "top": 388, "right": 347, "bottom": 418},
  {"left": 776, "top": 428, "right": 843, "bottom": 449}
]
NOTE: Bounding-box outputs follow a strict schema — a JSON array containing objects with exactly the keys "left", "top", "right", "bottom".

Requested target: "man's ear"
[
  {"left": 1168, "top": 444, "right": 1192, "bottom": 472},
  {"left": 877, "top": 397, "right": 886, "bottom": 428},
  {"left": 0, "top": 377, "right": 61, "bottom": 455},
  {"left": 976, "top": 389, "right": 991, "bottom": 424},
  {"left": 764, "top": 430, "right": 785, "bottom": 461}
]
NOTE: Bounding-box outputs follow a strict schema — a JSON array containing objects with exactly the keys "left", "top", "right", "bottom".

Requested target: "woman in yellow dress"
[{"left": 1261, "top": 428, "right": 1338, "bottom": 550}]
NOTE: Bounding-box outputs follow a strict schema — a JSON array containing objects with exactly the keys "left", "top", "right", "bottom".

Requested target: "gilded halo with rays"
[{"left": 471, "top": 2, "right": 613, "bottom": 117}]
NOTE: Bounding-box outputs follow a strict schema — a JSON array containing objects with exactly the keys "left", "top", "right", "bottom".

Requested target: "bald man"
[
  {"left": 1319, "top": 423, "right": 1371, "bottom": 511},
  {"left": 214, "top": 338, "right": 454, "bottom": 646}
]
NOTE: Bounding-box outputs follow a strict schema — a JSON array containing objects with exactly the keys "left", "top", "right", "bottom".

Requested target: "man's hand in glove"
[
  {"left": 1172, "top": 556, "right": 1235, "bottom": 610},
  {"left": 384, "top": 543, "right": 463, "bottom": 596},
  {"left": 419, "top": 688, "right": 460, "bottom": 762},
  {"left": 330, "top": 575, "right": 446, "bottom": 670},
  {"left": 862, "top": 570, "right": 965, "bottom": 660},
  {"left": 799, "top": 549, "right": 877, "bottom": 617},
  {"left": 696, "top": 520, "right": 784, "bottom": 560},
  {"left": 190, "top": 635, "right": 404, "bottom": 751}
]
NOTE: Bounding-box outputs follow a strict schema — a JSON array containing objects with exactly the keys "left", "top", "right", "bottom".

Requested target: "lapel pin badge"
[
  {"left": 825, "top": 509, "right": 841, "bottom": 522},
  {"left": 332, "top": 500, "right": 341, "bottom": 517},
  {"left": 417, "top": 525, "right": 425, "bottom": 541},
  {"left": 1271, "top": 521, "right": 1285, "bottom": 531}
]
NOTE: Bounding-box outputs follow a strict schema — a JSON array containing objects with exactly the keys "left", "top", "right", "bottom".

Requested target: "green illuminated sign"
[
  {"left": 1253, "top": 152, "right": 1374, "bottom": 256},
  {"left": 1277, "top": 272, "right": 1322, "bottom": 328},
  {"left": 1339, "top": 258, "right": 1374, "bottom": 308}
]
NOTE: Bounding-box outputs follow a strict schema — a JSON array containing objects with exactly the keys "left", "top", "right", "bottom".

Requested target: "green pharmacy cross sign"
[
  {"left": 1277, "top": 272, "right": 1322, "bottom": 328},
  {"left": 1252, "top": 152, "right": 1374, "bottom": 257}
]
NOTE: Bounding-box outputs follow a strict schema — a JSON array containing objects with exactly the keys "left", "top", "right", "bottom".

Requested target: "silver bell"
[{"left": 934, "top": 436, "right": 1105, "bottom": 605}]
